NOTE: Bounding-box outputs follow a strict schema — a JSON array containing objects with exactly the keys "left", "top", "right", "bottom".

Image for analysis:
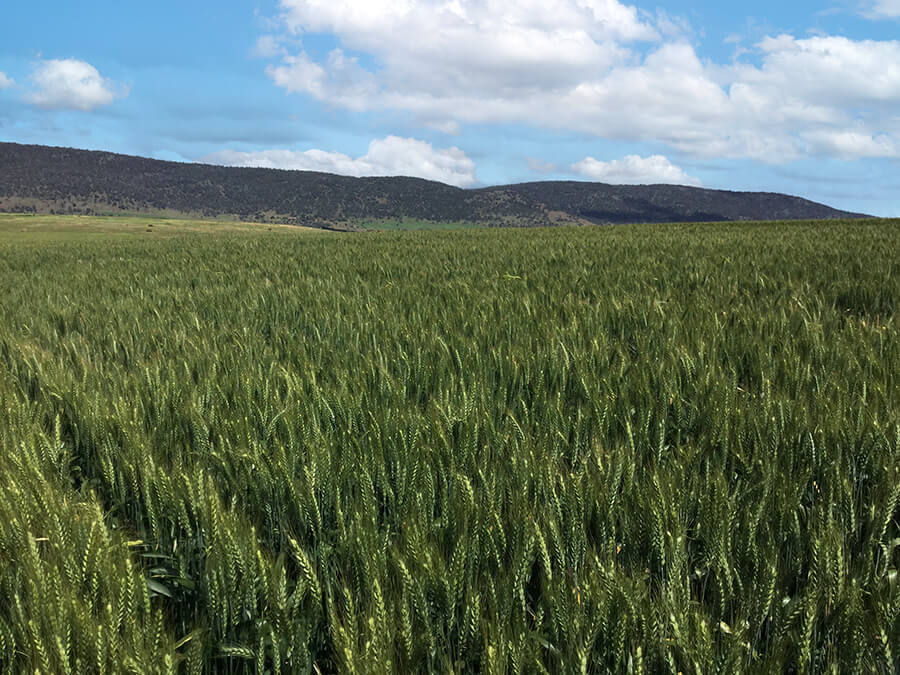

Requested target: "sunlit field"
[
  {"left": 0, "top": 218, "right": 897, "bottom": 673},
  {"left": 0, "top": 213, "right": 319, "bottom": 238}
]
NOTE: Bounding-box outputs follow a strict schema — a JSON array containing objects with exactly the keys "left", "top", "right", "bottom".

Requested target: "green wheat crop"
[{"left": 0, "top": 219, "right": 897, "bottom": 673}]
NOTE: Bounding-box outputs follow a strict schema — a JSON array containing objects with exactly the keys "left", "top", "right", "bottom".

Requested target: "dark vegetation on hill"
[{"left": 0, "top": 142, "right": 868, "bottom": 227}]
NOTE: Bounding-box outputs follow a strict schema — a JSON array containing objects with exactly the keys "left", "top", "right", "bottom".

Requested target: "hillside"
[{"left": 0, "top": 142, "right": 868, "bottom": 227}]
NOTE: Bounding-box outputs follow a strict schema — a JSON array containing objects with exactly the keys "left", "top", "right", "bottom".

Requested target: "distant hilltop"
[{"left": 0, "top": 142, "right": 869, "bottom": 228}]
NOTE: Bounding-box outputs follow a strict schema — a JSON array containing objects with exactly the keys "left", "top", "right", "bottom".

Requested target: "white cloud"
[
  {"left": 254, "top": 35, "right": 287, "bottom": 58},
  {"left": 861, "top": 0, "right": 900, "bottom": 18},
  {"left": 27, "top": 59, "right": 125, "bottom": 111},
  {"left": 572, "top": 154, "right": 703, "bottom": 186},
  {"left": 267, "top": 49, "right": 378, "bottom": 111},
  {"left": 280, "top": 0, "right": 658, "bottom": 51},
  {"left": 801, "top": 129, "right": 898, "bottom": 158},
  {"left": 0, "top": 72, "right": 13, "bottom": 89},
  {"left": 528, "top": 158, "right": 558, "bottom": 174},
  {"left": 424, "top": 119, "right": 461, "bottom": 135},
  {"left": 743, "top": 35, "right": 900, "bottom": 107},
  {"left": 264, "top": 2, "right": 900, "bottom": 162},
  {"left": 270, "top": 0, "right": 655, "bottom": 113},
  {"left": 203, "top": 136, "right": 477, "bottom": 187}
]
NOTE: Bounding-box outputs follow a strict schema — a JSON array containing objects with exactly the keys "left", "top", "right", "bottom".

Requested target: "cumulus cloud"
[
  {"left": 280, "top": 0, "right": 658, "bottom": 56},
  {"left": 742, "top": 36, "right": 900, "bottom": 107},
  {"left": 267, "top": 49, "right": 378, "bottom": 112},
  {"left": 27, "top": 59, "right": 126, "bottom": 111},
  {"left": 268, "top": 0, "right": 655, "bottom": 119},
  {"left": 572, "top": 154, "right": 702, "bottom": 185},
  {"left": 203, "top": 136, "right": 477, "bottom": 187},
  {"left": 263, "top": 1, "right": 900, "bottom": 162},
  {"left": 0, "top": 72, "right": 13, "bottom": 89},
  {"left": 861, "top": 0, "right": 900, "bottom": 18}
]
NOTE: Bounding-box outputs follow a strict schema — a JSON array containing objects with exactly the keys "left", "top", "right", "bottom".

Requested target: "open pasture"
[{"left": 0, "top": 213, "right": 318, "bottom": 238}]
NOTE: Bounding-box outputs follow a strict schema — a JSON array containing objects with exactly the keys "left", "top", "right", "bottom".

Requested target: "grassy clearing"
[
  {"left": 0, "top": 219, "right": 897, "bottom": 673},
  {"left": 0, "top": 213, "right": 320, "bottom": 238}
]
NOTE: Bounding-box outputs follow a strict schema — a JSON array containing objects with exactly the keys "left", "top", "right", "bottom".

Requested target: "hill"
[{"left": 0, "top": 142, "right": 868, "bottom": 227}]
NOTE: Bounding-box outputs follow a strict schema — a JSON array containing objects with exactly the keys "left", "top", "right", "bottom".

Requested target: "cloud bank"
[
  {"left": 262, "top": 1, "right": 900, "bottom": 162},
  {"left": 204, "top": 136, "right": 477, "bottom": 187},
  {"left": 0, "top": 72, "right": 13, "bottom": 89},
  {"left": 27, "top": 59, "right": 126, "bottom": 111}
]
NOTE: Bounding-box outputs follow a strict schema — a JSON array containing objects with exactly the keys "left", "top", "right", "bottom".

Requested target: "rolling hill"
[{"left": 0, "top": 142, "right": 869, "bottom": 227}]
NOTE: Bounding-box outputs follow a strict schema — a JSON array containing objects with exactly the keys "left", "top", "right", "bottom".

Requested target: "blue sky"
[{"left": 1, "top": 0, "right": 899, "bottom": 215}]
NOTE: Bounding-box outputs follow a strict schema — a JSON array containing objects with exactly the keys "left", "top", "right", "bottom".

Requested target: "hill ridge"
[{"left": 0, "top": 142, "right": 869, "bottom": 227}]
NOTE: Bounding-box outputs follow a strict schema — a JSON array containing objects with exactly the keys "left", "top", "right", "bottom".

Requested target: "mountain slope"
[{"left": 0, "top": 142, "right": 868, "bottom": 227}]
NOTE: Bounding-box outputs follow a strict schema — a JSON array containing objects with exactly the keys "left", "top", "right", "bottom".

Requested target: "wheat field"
[{"left": 0, "top": 219, "right": 897, "bottom": 673}]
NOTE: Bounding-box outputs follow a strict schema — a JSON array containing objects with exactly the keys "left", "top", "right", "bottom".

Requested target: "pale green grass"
[{"left": 0, "top": 213, "right": 322, "bottom": 238}]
